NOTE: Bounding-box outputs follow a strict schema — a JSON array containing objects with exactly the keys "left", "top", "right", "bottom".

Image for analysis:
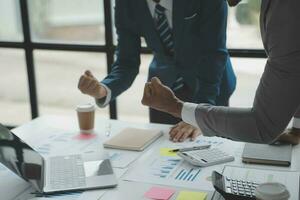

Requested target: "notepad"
[
  {"left": 103, "top": 128, "right": 163, "bottom": 151},
  {"left": 144, "top": 187, "right": 175, "bottom": 200},
  {"left": 176, "top": 191, "right": 207, "bottom": 200},
  {"left": 242, "top": 143, "right": 292, "bottom": 166}
]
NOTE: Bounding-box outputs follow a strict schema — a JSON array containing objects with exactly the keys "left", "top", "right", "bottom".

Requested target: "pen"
[{"left": 169, "top": 144, "right": 211, "bottom": 152}]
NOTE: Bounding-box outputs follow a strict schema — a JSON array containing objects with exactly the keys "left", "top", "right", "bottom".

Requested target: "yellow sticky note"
[
  {"left": 160, "top": 148, "right": 178, "bottom": 157},
  {"left": 176, "top": 191, "right": 207, "bottom": 200}
]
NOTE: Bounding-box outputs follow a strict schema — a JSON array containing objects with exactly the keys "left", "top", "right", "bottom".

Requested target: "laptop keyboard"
[{"left": 50, "top": 155, "right": 86, "bottom": 190}]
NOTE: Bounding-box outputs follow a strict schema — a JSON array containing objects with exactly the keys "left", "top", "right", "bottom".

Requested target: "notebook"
[
  {"left": 103, "top": 128, "right": 163, "bottom": 151},
  {"left": 242, "top": 143, "right": 292, "bottom": 166}
]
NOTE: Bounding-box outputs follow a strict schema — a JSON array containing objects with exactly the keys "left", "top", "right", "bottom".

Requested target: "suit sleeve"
[
  {"left": 187, "top": 58, "right": 300, "bottom": 144},
  {"left": 101, "top": 0, "right": 141, "bottom": 102},
  {"left": 193, "top": 0, "right": 230, "bottom": 105}
]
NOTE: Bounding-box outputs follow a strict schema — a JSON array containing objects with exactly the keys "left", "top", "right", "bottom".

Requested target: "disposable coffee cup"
[
  {"left": 76, "top": 103, "right": 95, "bottom": 134},
  {"left": 255, "top": 182, "right": 290, "bottom": 200}
]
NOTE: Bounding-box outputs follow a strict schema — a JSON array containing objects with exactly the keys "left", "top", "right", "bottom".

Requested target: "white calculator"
[{"left": 177, "top": 148, "right": 235, "bottom": 167}]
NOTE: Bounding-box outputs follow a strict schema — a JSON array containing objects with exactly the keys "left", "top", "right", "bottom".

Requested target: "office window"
[
  {"left": 34, "top": 50, "right": 109, "bottom": 118},
  {"left": 0, "top": 0, "right": 23, "bottom": 42},
  {"left": 0, "top": 48, "right": 31, "bottom": 126},
  {"left": 230, "top": 58, "right": 266, "bottom": 107},
  {"left": 227, "top": 0, "right": 263, "bottom": 49},
  {"left": 0, "top": 0, "right": 267, "bottom": 127},
  {"left": 110, "top": 0, "right": 147, "bottom": 47},
  {"left": 117, "top": 55, "right": 151, "bottom": 123},
  {"left": 28, "top": 0, "right": 105, "bottom": 44}
]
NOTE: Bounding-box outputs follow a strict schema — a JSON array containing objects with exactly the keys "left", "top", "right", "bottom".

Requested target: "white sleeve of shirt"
[
  {"left": 293, "top": 117, "right": 300, "bottom": 129},
  {"left": 181, "top": 102, "right": 199, "bottom": 128},
  {"left": 95, "top": 83, "right": 111, "bottom": 108}
]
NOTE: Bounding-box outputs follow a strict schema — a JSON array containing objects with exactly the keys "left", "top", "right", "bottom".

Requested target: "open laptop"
[{"left": 0, "top": 124, "right": 117, "bottom": 194}]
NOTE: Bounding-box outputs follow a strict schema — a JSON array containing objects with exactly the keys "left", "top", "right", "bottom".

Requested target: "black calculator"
[{"left": 212, "top": 171, "right": 259, "bottom": 200}]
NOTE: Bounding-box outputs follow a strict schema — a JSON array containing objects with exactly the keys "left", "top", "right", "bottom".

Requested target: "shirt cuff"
[
  {"left": 181, "top": 102, "right": 199, "bottom": 128},
  {"left": 95, "top": 83, "right": 111, "bottom": 108},
  {"left": 293, "top": 117, "right": 300, "bottom": 129}
]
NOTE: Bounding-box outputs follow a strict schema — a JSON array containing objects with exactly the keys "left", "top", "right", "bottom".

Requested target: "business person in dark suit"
[
  {"left": 78, "top": 0, "right": 236, "bottom": 142},
  {"left": 141, "top": 0, "right": 300, "bottom": 145}
]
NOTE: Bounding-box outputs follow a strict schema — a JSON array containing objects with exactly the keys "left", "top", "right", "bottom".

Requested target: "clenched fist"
[
  {"left": 141, "top": 77, "right": 183, "bottom": 118},
  {"left": 78, "top": 70, "right": 107, "bottom": 99}
]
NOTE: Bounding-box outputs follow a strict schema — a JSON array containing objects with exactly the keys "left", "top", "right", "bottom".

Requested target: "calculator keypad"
[
  {"left": 184, "top": 148, "right": 234, "bottom": 166},
  {"left": 226, "top": 177, "right": 259, "bottom": 197}
]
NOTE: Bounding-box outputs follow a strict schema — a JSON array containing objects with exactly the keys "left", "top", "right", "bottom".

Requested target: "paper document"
[
  {"left": 124, "top": 136, "right": 243, "bottom": 191},
  {"left": 13, "top": 126, "right": 142, "bottom": 168}
]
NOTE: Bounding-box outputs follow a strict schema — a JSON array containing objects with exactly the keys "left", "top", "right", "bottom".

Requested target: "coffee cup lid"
[
  {"left": 255, "top": 182, "right": 290, "bottom": 200},
  {"left": 76, "top": 103, "right": 95, "bottom": 112}
]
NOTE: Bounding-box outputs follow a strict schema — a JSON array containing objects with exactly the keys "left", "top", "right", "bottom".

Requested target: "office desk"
[{"left": 2, "top": 115, "right": 300, "bottom": 200}]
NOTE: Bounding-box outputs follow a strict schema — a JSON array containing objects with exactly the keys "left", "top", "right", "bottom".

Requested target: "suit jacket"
[
  {"left": 191, "top": 0, "right": 300, "bottom": 144},
  {"left": 102, "top": 0, "right": 236, "bottom": 105}
]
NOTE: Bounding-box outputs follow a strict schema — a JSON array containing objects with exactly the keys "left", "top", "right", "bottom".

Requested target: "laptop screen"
[{"left": 0, "top": 124, "right": 44, "bottom": 191}]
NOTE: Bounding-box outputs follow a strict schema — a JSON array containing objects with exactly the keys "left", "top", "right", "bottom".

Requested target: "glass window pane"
[
  {"left": 227, "top": 0, "right": 264, "bottom": 49},
  {"left": 0, "top": 0, "right": 23, "bottom": 42},
  {"left": 0, "top": 48, "right": 31, "bottom": 126},
  {"left": 230, "top": 58, "right": 266, "bottom": 107},
  {"left": 117, "top": 55, "right": 151, "bottom": 123},
  {"left": 34, "top": 50, "right": 109, "bottom": 118},
  {"left": 111, "top": 0, "right": 147, "bottom": 47},
  {"left": 28, "top": 0, "right": 105, "bottom": 44}
]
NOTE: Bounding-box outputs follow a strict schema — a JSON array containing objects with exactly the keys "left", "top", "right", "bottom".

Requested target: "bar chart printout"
[
  {"left": 124, "top": 155, "right": 217, "bottom": 190},
  {"left": 150, "top": 157, "right": 201, "bottom": 183}
]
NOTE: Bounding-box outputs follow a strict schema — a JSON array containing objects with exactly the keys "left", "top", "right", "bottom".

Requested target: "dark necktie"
[
  {"left": 154, "top": 1, "right": 184, "bottom": 91},
  {"left": 154, "top": 3, "right": 174, "bottom": 56}
]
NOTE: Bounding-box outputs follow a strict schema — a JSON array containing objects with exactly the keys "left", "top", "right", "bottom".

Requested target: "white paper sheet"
[
  {"left": 123, "top": 136, "right": 244, "bottom": 191},
  {"left": 13, "top": 126, "right": 143, "bottom": 168}
]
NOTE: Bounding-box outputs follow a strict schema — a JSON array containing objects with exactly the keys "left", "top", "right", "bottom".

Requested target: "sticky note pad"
[
  {"left": 144, "top": 186, "right": 176, "bottom": 200},
  {"left": 176, "top": 191, "right": 207, "bottom": 200},
  {"left": 160, "top": 148, "right": 178, "bottom": 157}
]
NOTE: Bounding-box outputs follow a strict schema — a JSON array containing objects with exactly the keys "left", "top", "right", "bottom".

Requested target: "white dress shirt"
[
  {"left": 181, "top": 102, "right": 199, "bottom": 128},
  {"left": 97, "top": 0, "right": 173, "bottom": 107},
  {"left": 293, "top": 117, "right": 300, "bottom": 129}
]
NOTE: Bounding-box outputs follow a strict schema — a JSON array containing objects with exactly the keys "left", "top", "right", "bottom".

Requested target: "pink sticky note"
[
  {"left": 74, "top": 133, "right": 97, "bottom": 140},
  {"left": 144, "top": 187, "right": 176, "bottom": 200}
]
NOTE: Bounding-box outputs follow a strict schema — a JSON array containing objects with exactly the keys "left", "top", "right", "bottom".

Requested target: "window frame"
[{"left": 0, "top": 0, "right": 267, "bottom": 127}]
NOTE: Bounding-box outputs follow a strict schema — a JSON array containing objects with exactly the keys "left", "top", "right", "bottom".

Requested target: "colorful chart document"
[
  {"left": 123, "top": 136, "right": 243, "bottom": 191},
  {"left": 123, "top": 151, "right": 219, "bottom": 191}
]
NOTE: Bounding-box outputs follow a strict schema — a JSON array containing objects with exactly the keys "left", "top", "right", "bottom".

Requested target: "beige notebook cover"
[{"left": 103, "top": 128, "right": 163, "bottom": 151}]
